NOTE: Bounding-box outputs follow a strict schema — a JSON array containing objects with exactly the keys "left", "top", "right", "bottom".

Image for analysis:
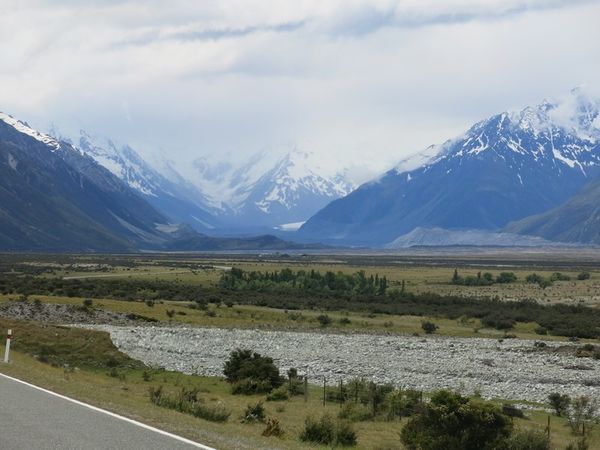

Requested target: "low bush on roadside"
[
  {"left": 148, "top": 386, "right": 231, "bottom": 422},
  {"left": 300, "top": 414, "right": 357, "bottom": 446}
]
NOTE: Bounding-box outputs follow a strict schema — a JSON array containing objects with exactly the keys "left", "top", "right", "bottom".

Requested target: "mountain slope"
[
  {"left": 0, "top": 113, "right": 171, "bottom": 251},
  {"left": 73, "top": 132, "right": 220, "bottom": 232},
  {"left": 506, "top": 176, "right": 600, "bottom": 244},
  {"left": 300, "top": 89, "right": 600, "bottom": 245}
]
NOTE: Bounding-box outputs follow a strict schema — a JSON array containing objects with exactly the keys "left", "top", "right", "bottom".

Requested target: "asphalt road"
[{"left": 0, "top": 373, "right": 214, "bottom": 450}]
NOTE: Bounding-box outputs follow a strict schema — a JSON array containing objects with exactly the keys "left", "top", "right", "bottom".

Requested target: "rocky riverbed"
[{"left": 92, "top": 325, "right": 600, "bottom": 403}]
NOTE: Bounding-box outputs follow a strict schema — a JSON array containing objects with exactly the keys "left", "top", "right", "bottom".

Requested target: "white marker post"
[{"left": 4, "top": 329, "right": 12, "bottom": 363}]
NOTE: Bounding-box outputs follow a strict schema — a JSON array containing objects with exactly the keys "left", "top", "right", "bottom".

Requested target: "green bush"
[
  {"left": 148, "top": 385, "right": 230, "bottom": 422},
  {"left": 421, "top": 321, "right": 438, "bottom": 334},
  {"left": 317, "top": 314, "right": 332, "bottom": 326},
  {"left": 400, "top": 390, "right": 512, "bottom": 450},
  {"left": 300, "top": 415, "right": 357, "bottom": 446},
  {"left": 577, "top": 272, "right": 591, "bottom": 281},
  {"left": 336, "top": 421, "right": 358, "bottom": 446},
  {"left": 548, "top": 393, "right": 571, "bottom": 417},
  {"left": 224, "top": 349, "right": 282, "bottom": 394},
  {"left": 501, "top": 429, "right": 550, "bottom": 450},
  {"left": 301, "top": 415, "right": 335, "bottom": 445},
  {"left": 266, "top": 386, "right": 289, "bottom": 401}
]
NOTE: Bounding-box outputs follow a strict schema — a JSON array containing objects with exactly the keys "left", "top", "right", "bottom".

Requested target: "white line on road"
[{"left": 0, "top": 372, "right": 216, "bottom": 450}]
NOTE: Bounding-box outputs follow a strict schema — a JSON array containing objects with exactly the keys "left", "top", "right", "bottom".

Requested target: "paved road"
[{"left": 0, "top": 373, "right": 213, "bottom": 450}]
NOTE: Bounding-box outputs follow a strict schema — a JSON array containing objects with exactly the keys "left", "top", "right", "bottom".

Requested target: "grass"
[
  {"left": 0, "top": 317, "right": 596, "bottom": 450},
  {"left": 0, "top": 293, "right": 575, "bottom": 342}
]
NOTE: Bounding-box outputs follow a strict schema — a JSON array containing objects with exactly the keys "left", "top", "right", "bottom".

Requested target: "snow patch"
[{"left": 0, "top": 112, "right": 60, "bottom": 150}]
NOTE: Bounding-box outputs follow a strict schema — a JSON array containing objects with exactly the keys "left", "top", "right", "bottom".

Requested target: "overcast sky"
[{"left": 1, "top": 0, "right": 600, "bottom": 181}]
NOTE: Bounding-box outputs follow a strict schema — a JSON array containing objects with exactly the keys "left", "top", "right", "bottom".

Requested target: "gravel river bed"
[{"left": 92, "top": 325, "right": 600, "bottom": 404}]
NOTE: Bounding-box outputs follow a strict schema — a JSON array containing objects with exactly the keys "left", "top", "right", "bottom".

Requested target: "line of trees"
[{"left": 220, "top": 268, "right": 389, "bottom": 296}]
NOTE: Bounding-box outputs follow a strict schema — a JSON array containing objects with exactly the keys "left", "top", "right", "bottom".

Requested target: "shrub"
[
  {"left": 566, "top": 395, "right": 597, "bottom": 435},
  {"left": 502, "top": 404, "right": 525, "bottom": 419},
  {"left": 145, "top": 300, "right": 155, "bottom": 307},
  {"left": 205, "top": 309, "right": 216, "bottom": 317},
  {"left": 224, "top": 349, "right": 282, "bottom": 394},
  {"left": 266, "top": 386, "right": 289, "bottom": 401},
  {"left": 262, "top": 417, "right": 284, "bottom": 437},
  {"left": 317, "top": 314, "right": 332, "bottom": 326},
  {"left": 83, "top": 298, "right": 93, "bottom": 308},
  {"left": 577, "top": 272, "right": 591, "bottom": 281},
  {"left": 421, "top": 321, "right": 438, "bottom": 334},
  {"left": 496, "top": 272, "right": 518, "bottom": 284},
  {"left": 550, "top": 272, "right": 571, "bottom": 282},
  {"left": 191, "top": 402, "right": 231, "bottom": 422},
  {"left": 400, "top": 390, "right": 512, "bottom": 450},
  {"left": 501, "top": 429, "right": 550, "bottom": 450},
  {"left": 241, "top": 402, "right": 265, "bottom": 423},
  {"left": 166, "top": 309, "right": 175, "bottom": 318},
  {"left": 339, "top": 317, "right": 352, "bottom": 325},
  {"left": 339, "top": 403, "right": 374, "bottom": 422},
  {"left": 534, "top": 326, "right": 548, "bottom": 335},
  {"left": 148, "top": 386, "right": 230, "bottom": 422},
  {"left": 300, "top": 415, "right": 335, "bottom": 445},
  {"left": 565, "top": 438, "right": 589, "bottom": 450},
  {"left": 336, "top": 421, "right": 358, "bottom": 446},
  {"left": 548, "top": 393, "right": 571, "bottom": 417}
]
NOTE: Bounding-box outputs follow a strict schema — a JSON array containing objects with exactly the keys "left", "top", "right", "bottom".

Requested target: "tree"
[
  {"left": 400, "top": 390, "right": 512, "bottom": 450},
  {"left": 548, "top": 393, "right": 571, "bottom": 417}
]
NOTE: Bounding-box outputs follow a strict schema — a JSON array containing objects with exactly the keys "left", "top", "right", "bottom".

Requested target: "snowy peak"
[
  {"left": 255, "top": 150, "right": 354, "bottom": 212},
  {"left": 0, "top": 112, "right": 61, "bottom": 150},
  {"left": 77, "top": 131, "right": 159, "bottom": 197},
  {"left": 394, "top": 89, "right": 600, "bottom": 177}
]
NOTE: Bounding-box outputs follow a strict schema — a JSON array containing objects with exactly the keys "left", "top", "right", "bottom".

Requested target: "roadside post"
[{"left": 4, "top": 329, "right": 12, "bottom": 363}]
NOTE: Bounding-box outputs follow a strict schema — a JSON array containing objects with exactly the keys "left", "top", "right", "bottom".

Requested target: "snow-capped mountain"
[
  {"left": 0, "top": 111, "right": 173, "bottom": 250},
  {"left": 71, "top": 131, "right": 220, "bottom": 232},
  {"left": 300, "top": 88, "right": 600, "bottom": 245},
  {"left": 181, "top": 149, "right": 356, "bottom": 230}
]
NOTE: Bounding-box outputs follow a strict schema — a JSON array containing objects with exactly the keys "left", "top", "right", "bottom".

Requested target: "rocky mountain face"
[
  {"left": 0, "top": 112, "right": 171, "bottom": 251},
  {"left": 300, "top": 89, "right": 600, "bottom": 246}
]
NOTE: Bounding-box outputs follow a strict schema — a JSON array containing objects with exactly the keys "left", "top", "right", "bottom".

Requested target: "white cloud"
[{"left": 0, "top": 0, "right": 599, "bottom": 183}]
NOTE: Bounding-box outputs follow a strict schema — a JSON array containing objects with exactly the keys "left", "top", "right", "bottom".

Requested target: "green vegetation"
[
  {"left": 148, "top": 385, "right": 231, "bottom": 422},
  {"left": 223, "top": 349, "right": 283, "bottom": 394},
  {"left": 220, "top": 268, "right": 389, "bottom": 296}
]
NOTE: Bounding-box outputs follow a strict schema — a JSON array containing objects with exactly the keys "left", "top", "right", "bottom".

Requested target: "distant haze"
[{"left": 1, "top": 0, "right": 600, "bottom": 183}]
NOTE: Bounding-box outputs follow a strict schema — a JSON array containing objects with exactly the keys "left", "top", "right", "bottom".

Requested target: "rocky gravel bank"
[{"left": 93, "top": 325, "right": 600, "bottom": 403}]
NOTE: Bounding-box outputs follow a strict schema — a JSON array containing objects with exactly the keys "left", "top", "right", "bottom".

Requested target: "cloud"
[{"left": 0, "top": 0, "right": 599, "bottom": 184}]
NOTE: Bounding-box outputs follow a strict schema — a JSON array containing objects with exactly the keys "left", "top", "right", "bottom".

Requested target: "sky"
[{"left": 1, "top": 0, "right": 600, "bottom": 183}]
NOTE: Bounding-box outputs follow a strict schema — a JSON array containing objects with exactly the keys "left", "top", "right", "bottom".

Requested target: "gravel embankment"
[{"left": 90, "top": 325, "right": 600, "bottom": 404}]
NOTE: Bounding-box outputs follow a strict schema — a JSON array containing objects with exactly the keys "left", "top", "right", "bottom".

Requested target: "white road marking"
[{"left": 0, "top": 372, "right": 216, "bottom": 450}]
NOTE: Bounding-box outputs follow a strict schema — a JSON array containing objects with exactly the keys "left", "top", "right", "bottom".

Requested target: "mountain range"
[
  {"left": 300, "top": 88, "right": 600, "bottom": 246},
  {"left": 3, "top": 87, "right": 600, "bottom": 251},
  {"left": 0, "top": 114, "right": 320, "bottom": 251}
]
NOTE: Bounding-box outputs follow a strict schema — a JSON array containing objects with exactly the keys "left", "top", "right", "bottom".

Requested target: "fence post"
[
  {"left": 323, "top": 377, "right": 326, "bottom": 406},
  {"left": 304, "top": 376, "right": 308, "bottom": 402},
  {"left": 3, "top": 329, "right": 12, "bottom": 363},
  {"left": 546, "top": 415, "right": 550, "bottom": 441}
]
